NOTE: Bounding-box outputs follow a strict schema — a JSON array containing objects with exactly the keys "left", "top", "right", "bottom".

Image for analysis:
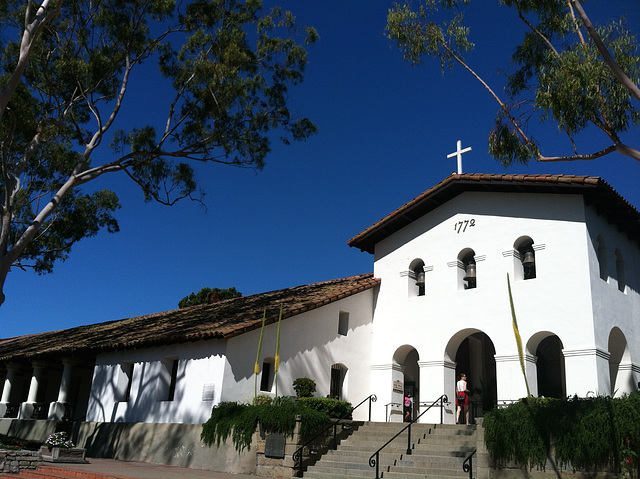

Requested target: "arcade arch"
[
  {"left": 527, "top": 332, "right": 566, "bottom": 399},
  {"left": 608, "top": 327, "right": 634, "bottom": 397},
  {"left": 445, "top": 330, "right": 496, "bottom": 419},
  {"left": 392, "top": 345, "right": 419, "bottom": 422}
]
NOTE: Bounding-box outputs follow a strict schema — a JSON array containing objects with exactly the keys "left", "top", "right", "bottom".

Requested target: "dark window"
[
  {"left": 167, "top": 359, "right": 178, "bottom": 401},
  {"left": 260, "top": 361, "right": 272, "bottom": 392},
  {"left": 124, "top": 363, "right": 134, "bottom": 402}
]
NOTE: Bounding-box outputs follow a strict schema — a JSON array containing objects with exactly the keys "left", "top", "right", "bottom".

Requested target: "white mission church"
[{"left": 0, "top": 172, "right": 638, "bottom": 430}]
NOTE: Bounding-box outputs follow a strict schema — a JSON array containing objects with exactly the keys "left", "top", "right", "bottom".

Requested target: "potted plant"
[{"left": 40, "top": 432, "right": 87, "bottom": 463}]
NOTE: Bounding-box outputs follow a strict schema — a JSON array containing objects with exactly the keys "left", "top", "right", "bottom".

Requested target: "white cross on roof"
[{"left": 447, "top": 140, "right": 472, "bottom": 174}]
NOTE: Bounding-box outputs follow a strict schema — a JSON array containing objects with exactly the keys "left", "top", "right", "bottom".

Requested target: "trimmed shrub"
[
  {"left": 293, "top": 377, "right": 316, "bottom": 397},
  {"left": 297, "top": 397, "right": 352, "bottom": 419}
]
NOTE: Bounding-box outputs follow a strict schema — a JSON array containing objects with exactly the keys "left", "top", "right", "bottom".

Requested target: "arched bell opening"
[
  {"left": 615, "top": 249, "right": 626, "bottom": 294},
  {"left": 514, "top": 236, "right": 536, "bottom": 281},
  {"left": 457, "top": 249, "right": 476, "bottom": 290},
  {"left": 597, "top": 235, "right": 609, "bottom": 282},
  {"left": 408, "top": 259, "right": 426, "bottom": 297}
]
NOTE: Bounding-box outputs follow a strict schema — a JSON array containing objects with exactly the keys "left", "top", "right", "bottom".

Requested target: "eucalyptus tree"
[
  {"left": 178, "top": 286, "right": 242, "bottom": 308},
  {"left": 0, "top": 0, "right": 318, "bottom": 307},
  {"left": 386, "top": 0, "right": 640, "bottom": 166}
]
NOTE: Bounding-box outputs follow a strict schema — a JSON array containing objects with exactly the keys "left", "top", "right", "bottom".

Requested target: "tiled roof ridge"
[
  {"left": 219, "top": 273, "right": 380, "bottom": 340},
  {"left": 0, "top": 273, "right": 380, "bottom": 360},
  {"left": 348, "top": 173, "right": 637, "bottom": 254}
]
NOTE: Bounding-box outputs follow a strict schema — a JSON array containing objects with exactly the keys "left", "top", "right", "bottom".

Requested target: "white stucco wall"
[
  {"left": 367, "top": 191, "right": 626, "bottom": 422},
  {"left": 86, "top": 289, "right": 376, "bottom": 424},
  {"left": 222, "top": 290, "right": 376, "bottom": 421},
  {"left": 86, "top": 340, "right": 226, "bottom": 424},
  {"left": 585, "top": 204, "right": 640, "bottom": 396}
]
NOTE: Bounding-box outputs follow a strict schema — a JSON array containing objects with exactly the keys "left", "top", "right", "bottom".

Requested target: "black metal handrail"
[
  {"left": 292, "top": 394, "right": 377, "bottom": 469},
  {"left": 384, "top": 402, "right": 401, "bottom": 422},
  {"left": 369, "top": 394, "right": 448, "bottom": 479},
  {"left": 463, "top": 448, "right": 477, "bottom": 479}
]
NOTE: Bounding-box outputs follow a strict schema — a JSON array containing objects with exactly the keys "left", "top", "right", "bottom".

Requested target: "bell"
[
  {"left": 463, "top": 263, "right": 476, "bottom": 281},
  {"left": 415, "top": 271, "right": 425, "bottom": 287},
  {"left": 522, "top": 251, "right": 535, "bottom": 266}
]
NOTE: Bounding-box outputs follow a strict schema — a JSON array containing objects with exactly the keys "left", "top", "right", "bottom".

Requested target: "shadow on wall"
[
  {"left": 0, "top": 418, "right": 58, "bottom": 442},
  {"left": 74, "top": 421, "right": 258, "bottom": 474}
]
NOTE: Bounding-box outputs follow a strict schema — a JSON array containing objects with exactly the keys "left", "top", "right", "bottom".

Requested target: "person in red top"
[{"left": 456, "top": 373, "right": 470, "bottom": 425}]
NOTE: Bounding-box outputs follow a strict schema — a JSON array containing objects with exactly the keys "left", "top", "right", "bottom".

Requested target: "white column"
[
  {"left": 19, "top": 361, "right": 47, "bottom": 419},
  {"left": 418, "top": 360, "right": 456, "bottom": 424},
  {"left": 0, "top": 364, "right": 21, "bottom": 418},
  {"left": 26, "top": 361, "right": 46, "bottom": 403},
  {"left": 1, "top": 364, "right": 20, "bottom": 403},
  {"left": 563, "top": 347, "right": 610, "bottom": 397},
  {"left": 494, "top": 354, "right": 534, "bottom": 403},
  {"left": 57, "top": 359, "right": 76, "bottom": 403},
  {"left": 370, "top": 363, "right": 402, "bottom": 422},
  {"left": 49, "top": 358, "right": 78, "bottom": 420}
]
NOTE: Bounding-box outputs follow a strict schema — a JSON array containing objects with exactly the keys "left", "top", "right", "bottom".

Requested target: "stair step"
[{"left": 303, "top": 422, "right": 477, "bottom": 479}]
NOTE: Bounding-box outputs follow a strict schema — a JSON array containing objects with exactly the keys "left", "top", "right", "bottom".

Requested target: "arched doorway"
[
  {"left": 446, "top": 330, "right": 497, "bottom": 422},
  {"left": 392, "top": 345, "right": 419, "bottom": 422},
  {"left": 527, "top": 332, "right": 565, "bottom": 398},
  {"left": 609, "top": 327, "right": 634, "bottom": 396}
]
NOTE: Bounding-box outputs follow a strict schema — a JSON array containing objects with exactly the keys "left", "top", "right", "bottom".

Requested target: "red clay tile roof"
[
  {"left": 348, "top": 173, "right": 640, "bottom": 254},
  {"left": 0, "top": 273, "right": 380, "bottom": 362}
]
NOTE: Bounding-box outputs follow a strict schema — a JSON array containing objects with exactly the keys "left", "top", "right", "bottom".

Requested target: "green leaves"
[
  {"left": 484, "top": 395, "right": 640, "bottom": 471},
  {"left": 178, "top": 286, "right": 242, "bottom": 308},
  {"left": 489, "top": 113, "right": 539, "bottom": 166},
  {"left": 18, "top": 190, "right": 121, "bottom": 274},
  {"left": 386, "top": 0, "right": 640, "bottom": 164},
  {"left": 0, "top": 0, "right": 317, "bottom": 302},
  {"left": 387, "top": 1, "right": 473, "bottom": 71},
  {"left": 201, "top": 398, "right": 331, "bottom": 452}
]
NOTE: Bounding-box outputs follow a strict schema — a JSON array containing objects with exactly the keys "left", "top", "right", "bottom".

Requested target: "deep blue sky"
[{"left": 2, "top": 1, "right": 639, "bottom": 337}]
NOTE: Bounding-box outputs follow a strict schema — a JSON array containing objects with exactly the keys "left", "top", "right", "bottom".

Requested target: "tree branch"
[
  {"left": 0, "top": 0, "right": 63, "bottom": 124},
  {"left": 537, "top": 144, "right": 617, "bottom": 162},
  {"left": 515, "top": 1, "right": 559, "bottom": 57},
  {"left": 569, "top": 0, "right": 640, "bottom": 103},
  {"left": 441, "top": 42, "right": 537, "bottom": 154}
]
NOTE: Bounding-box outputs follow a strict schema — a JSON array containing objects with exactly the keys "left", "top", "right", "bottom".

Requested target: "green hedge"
[
  {"left": 484, "top": 394, "right": 640, "bottom": 473},
  {"left": 202, "top": 398, "right": 330, "bottom": 452},
  {"left": 297, "top": 397, "right": 352, "bottom": 419},
  {"left": 201, "top": 396, "right": 354, "bottom": 452}
]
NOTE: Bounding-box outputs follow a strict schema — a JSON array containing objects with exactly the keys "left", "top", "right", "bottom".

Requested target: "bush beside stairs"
[{"left": 303, "top": 422, "right": 476, "bottom": 479}]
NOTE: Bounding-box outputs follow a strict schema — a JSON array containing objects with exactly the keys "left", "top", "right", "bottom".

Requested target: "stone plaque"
[
  {"left": 202, "top": 383, "right": 215, "bottom": 401},
  {"left": 264, "top": 433, "right": 286, "bottom": 458},
  {"left": 393, "top": 380, "right": 403, "bottom": 393}
]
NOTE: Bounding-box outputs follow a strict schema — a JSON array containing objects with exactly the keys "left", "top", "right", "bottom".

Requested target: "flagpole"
[
  {"left": 254, "top": 308, "right": 266, "bottom": 400},
  {"left": 274, "top": 304, "right": 283, "bottom": 398}
]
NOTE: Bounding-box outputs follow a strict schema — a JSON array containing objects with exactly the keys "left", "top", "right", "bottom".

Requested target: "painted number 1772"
[{"left": 454, "top": 219, "right": 476, "bottom": 233}]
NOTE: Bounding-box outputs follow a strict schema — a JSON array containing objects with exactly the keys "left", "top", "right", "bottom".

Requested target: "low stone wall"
[
  {"left": 0, "top": 450, "right": 41, "bottom": 474},
  {"left": 0, "top": 418, "right": 57, "bottom": 441},
  {"left": 74, "top": 421, "right": 258, "bottom": 475}
]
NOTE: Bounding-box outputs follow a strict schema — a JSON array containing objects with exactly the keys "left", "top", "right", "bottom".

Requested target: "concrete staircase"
[{"left": 303, "top": 422, "right": 476, "bottom": 479}]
